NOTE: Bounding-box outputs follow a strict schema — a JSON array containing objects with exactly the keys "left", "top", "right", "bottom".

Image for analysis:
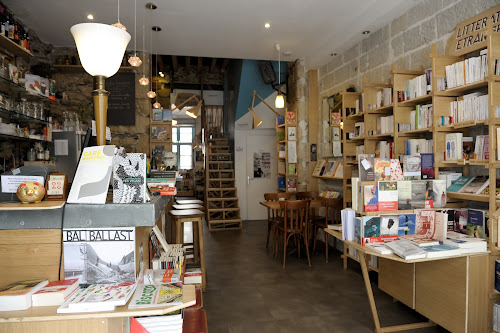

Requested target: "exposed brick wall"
[{"left": 319, "top": 0, "right": 499, "bottom": 96}]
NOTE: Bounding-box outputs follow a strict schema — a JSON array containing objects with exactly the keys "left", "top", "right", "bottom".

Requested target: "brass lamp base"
[{"left": 92, "top": 76, "right": 110, "bottom": 146}]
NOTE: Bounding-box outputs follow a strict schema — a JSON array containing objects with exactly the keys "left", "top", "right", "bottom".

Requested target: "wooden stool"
[
  {"left": 173, "top": 204, "right": 204, "bottom": 210},
  {"left": 176, "top": 199, "right": 204, "bottom": 205},
  {"left": 183, "top": 309, "right": 208, "bottom": 333},
  {"left": 187, "top": 286, "right": 203, "bottom": 309},
  {"left": 168, "top": 209, "right": 206, "bottom": 291}
]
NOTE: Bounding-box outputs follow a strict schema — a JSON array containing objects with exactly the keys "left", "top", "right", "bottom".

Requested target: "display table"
[
  {"left": 0, "top": 285, "right": 195, "bottom": 333},
  {"left": 325, "top": 229, "right": 488, "bottom": 333},
  {"left": 259, "top": 199, "right": 322, "bottom": 210}
]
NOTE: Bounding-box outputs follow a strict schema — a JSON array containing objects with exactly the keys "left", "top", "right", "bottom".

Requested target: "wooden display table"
[
  {"left": 259, "top": 199, "right": 322, "bottom": 210},
  {"left": 0, "top": 285, "right": 196, "bottom": 333},
  {"left": 325, "top": 229, "right": 488, "bottom": 333}
]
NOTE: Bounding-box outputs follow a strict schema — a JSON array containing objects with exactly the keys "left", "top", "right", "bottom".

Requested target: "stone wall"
[{"left": 318, "top": 0, "right": 499, "bottom": 96}]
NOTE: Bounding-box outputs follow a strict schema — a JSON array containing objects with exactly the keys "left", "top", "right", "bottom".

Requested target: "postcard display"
[{"left": 328, "top": 13, "right": 500, "bottom": 331}]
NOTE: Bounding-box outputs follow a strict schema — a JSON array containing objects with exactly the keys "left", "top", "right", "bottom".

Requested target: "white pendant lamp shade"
[
  {"left": 71, "top": 23, "right": 131, "bottom": 78},
  {"left": 275, "top": 93, "right": 285, "bottom": 109}
]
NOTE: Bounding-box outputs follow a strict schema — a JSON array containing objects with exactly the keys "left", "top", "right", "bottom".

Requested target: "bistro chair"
[
  {"left": 313, "top": 197, "right": 343, "bottom": 262},
  {"left": 275, "top": 200, "right": 311, "bottom": 268},
  {"left": 264, "top": 192, "right": 292, "bottom": 249}
]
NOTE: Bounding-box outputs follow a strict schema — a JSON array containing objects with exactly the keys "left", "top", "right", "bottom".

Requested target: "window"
[{"left": 172, "top": 126, "right": 194, "bottom": 169}]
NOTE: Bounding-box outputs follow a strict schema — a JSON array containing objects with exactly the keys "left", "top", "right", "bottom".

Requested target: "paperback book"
[
  {"left": 363, "top": 185, "right": 378, "bottom": 212},
  {"left": 32, "top": 278, "right": 80, "bottom": 307},
  {"left": 459, "top": 177, "right": 489, "bottom": 195},
  {"left": 415, "top": 209, "right": 437, "bottom": 239},
  {"left": 467, "top": 209, "right": 486, "bottom": 239},
  {"left": 0, "top": 279, "right": 48, "bottom": 311},
  {"left": 447, "top": 176, "right": 475, "bottom": 192},
  {"left": 403, "top": 155, "right": 421, "bottom": 180},
  {"left": 66, "top": 281, "right": 137, "bottom": 311},
  {"left": 401, "top": 234, "right": 439, "bottom": 247},
  {"left": 397, "top": 180, "right": 412, "bottom": 210},
  {"left": 358, "top": 154, "right": 375, "bottom": 181},
  {"left": 411, "top": 180, "right": 426, "bottom": 209},
  {"left": 63, "top": 227, "right": 136, "bottom": 285},
  {"left": 390, "top": 159, "right": 404, "bottom": 181},
  {"left": 312, "top": 159, "right": 326, "bottom": 176},
  {"left": 380, "top": 215, "right": 399, "bottom": 237},
  {"left": 113, "top": 152, "right": 147, "bottom": 204},
  {"left": 385, "top": 239, "right": 426, "bottom": 260},
  {"left": 454, "top": 209, "right": 468, "bottom": 234},
  {"left": 398, "top": 213, "right": 416, "bottom": 236},
  {"left": 423, "top": 244, "right": 461, "bottom": 258},
  {"left": 67, "top": 145, "right": 116, "bottom": 204},
  {"left": 420, "top": 153, "right": 434, "bottom": 179},
  {"left": 374, "top": 158, "right": 391, "bottom": 181},
  {"left": 128, "top": 282, "right": 183, "bottom": 309},
  {"left": 378, "top": 181, "right": 398, "bottom": 211}
]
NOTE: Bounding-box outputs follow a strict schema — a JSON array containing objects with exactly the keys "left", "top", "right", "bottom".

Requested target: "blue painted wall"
[{"left": 235, "top": 60, "right": 287, "bottom": 121}]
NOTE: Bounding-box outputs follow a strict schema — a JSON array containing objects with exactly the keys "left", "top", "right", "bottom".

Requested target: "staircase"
[{"left": 205, "top": 138, "right": 243, "bottom": 231}]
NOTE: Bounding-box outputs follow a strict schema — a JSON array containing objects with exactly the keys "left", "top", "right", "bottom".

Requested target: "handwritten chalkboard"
[{"left": 104, "top": 72, "right": 136, "bottom": 126}]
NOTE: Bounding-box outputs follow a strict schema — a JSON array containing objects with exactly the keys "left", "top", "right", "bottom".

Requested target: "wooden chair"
[
  {"left": 275, "top": 200, "right": 311, "bottom": 268},
  {"left": 264, "top": 192, "right": 292, "bottom": 249},
  {"left": 295, "top": 191, "right": 321, "bottom": 240},
  {"left": 313, "top": 197, "right": 343, "bottom": 262}
]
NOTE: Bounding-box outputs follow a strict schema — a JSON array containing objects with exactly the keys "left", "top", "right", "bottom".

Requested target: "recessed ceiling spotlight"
[
  {"left": 152, "top": 26, "right": 162, "bottom": 31},
  {"left": 87, "top": 14, "right": 94, "bottom": 20},
  {"left": 362, "top": 30, "right": 370, "bottom": 35},
  {"left": 264, "top": 23, "right": 271, "bottom": 29},
  {"left": 331, "top": 53, "right": 337, "bottom": 56}
]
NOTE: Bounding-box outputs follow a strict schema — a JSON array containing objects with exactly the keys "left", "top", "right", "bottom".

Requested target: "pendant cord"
[
  {"left": 150, "top": 8, "right": 153, "bottom": 91},
  {"left": 134, "top": 0, "right": 137, "bottom": 55},
  {"left": 117, "top": 0, "right": 120, "bottom": 23}
]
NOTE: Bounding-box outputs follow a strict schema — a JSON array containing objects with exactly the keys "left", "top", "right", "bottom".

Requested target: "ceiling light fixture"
[
  {"left": 171, "top": 94, "right": 202, "bottom": 119},
  {"left": 362, "top": 30, "right": 370, "bottom": 35},
  {"left": 87, "top": 14, "right": 94, "bottom": 20},
  {"left": 250, "top": 90, "right": 280, "bottom": 129},
  {"left": 275, "top": 43, "right": 284, "bottom": 109},
  {"left": 153, "top": 25, "right": 161, "bottom": 108},
  {"left": 172, "top": 119, "right": 178, "bottom": 126},
  {"left": 159, "top": 71, "right": 164, "bottom": 77},
  {"left": 70, "top": 23, "right": 130, "bottom": 145},
  {"left": 264, "top": 23, "right": 271, "bottom": 29},
  {"left": 112, "top": 0, "right": 127, "bottom": 31},
  {"left": 128, "top": 0, "right": 142, "bottom": 67},
  {"left": 146, "top": 3, "right": 156, "bottom": 99},
  {"left": 139, "top": 2, "right": 149, "bottom": 85}
]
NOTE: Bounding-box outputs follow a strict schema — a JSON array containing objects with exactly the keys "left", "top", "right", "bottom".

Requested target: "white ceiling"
[{"left": 5, "top": 0, "right": 422, "bottom": 69}]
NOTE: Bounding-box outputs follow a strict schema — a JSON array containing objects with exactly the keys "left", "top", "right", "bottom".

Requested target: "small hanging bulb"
[
  {"left": 139, "top": 76, "right": 149, "bottom": 86},
  {"left": 128, "top": 0, "right": 141, "bottom": 66},
  {"left": 112, "top": 0, "right": 127, "bottom": 30},
  {"left": 153, "top": 101, "right": 161, "bottom": 109},
  {"left": 147, "top": 90, "right": 156, "bottom": 99}
]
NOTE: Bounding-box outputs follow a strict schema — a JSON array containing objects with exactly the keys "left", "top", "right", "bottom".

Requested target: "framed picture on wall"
[
  {"left": 332, "top": 127, "right": 340, "bottom": 141},
  {"left": 151, "top": 126, "right": 171, "bottom": 141},
  {"left": 152, "top": 109, "right": 162, "bottom": 122}
]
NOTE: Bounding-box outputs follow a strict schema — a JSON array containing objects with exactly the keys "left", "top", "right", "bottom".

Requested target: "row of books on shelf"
[
  {"left": 278, "top": 161, "right": 297, "bottom": 175},
  {"left": 319, "top": 190, "right": 341, "bottom": 198},
  {"left": 358, "top": 154, "right": 435, "bottom": 182},
  {"left": 341, "top": 208, "right": 487, "bottom": 260},
  {"left": 397, "top": 70, "right": 432, "bottom": 102},
  {"left": 439, "top": 50, "right": 488, "bottom": 90},
  {"left": 353, "top": 179, "right": 447, "bottom": 212},
  {"left": 278, "top": 177, "right": 297, "bottom": 191},
  {"left": 276, "top": 126, "right": 296, "bottom": 142},
  {"left": 445, "top": 132, "right": 489, "bottom": 160},
  {"left": 405, "top": 138, "right": 433, "bottom": 155},
  {"left": 398, "top": 104, "right": 432, "bottom": 131},
  {"left": 369, "top": 115, "right": 393, "bottom": 135},
  {"left": 312, "top": 160, "right": 344, "bottom": 178},
  {"left": 374, "top": 88, "right": 393, "bottom": 109},
  {"left": 439, "top": 92, "right": 489, "bottom": 126}
]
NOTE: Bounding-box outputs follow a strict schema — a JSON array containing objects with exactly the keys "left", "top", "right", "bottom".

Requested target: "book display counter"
[
  {"left": 325, "top": 229, "right": 488, "bottom": 333},
  {"left": 0, "top": 195, "right": 187, "bottom": 333}
]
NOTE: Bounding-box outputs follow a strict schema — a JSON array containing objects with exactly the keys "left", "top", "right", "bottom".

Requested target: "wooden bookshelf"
[{"left": 275, "top": 112, "right": 297, "bottom": 192}]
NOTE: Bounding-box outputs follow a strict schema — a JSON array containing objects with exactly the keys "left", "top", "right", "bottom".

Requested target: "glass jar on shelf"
[{"left": 27, "top": 147, "right": 35, "bottom": 161}]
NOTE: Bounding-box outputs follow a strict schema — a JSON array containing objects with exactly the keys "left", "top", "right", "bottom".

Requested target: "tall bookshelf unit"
[
  {"left": 276, "top": 111, "right": 297, "bottom": 192},
  {"left": 337, "top": 26, "right": 500, "bottom": 332},
  {"left": 340, "top": 89, "right": 361, "bottom": 208}
]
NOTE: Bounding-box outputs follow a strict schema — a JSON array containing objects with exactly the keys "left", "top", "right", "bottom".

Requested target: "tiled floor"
[{"left": 202, "top": 220, "right": 449, "bottom": 333}]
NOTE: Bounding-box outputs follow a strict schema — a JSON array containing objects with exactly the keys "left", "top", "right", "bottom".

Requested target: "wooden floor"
[{"left": 202, "top": 220, "right": 449, "bottom": 333}]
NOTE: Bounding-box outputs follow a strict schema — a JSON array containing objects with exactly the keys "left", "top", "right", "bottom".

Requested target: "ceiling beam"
[
  {"left": 172, "top": 56, "right": 178, "bottom": 72},
  {"left": 186, "top": 56, "right": 190, "bottom": 74},
  {"left": 210, "top": 58, "right": 217, "bottom": 73},
  {"left": 221, "top": 59, "right": 229, "bottom": 73},
  {"left": 197, "top": 57, "right": 203, "bottom": 73}
]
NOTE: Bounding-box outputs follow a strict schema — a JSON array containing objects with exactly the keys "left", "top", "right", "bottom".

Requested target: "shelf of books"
[{"left": 276, "top": 110, "right": 297, "bottom": 192}]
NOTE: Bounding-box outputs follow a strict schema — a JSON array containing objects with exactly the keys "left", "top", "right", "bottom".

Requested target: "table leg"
[
  {"left": 196, "top": 217, "right": 206, "bottom": 292},
  {"left": 358, "top": 251, "right": 382, "bottom": 333}
]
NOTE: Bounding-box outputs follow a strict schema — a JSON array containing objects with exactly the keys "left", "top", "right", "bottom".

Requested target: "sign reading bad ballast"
[{"left": 450, "top": 5, "right": 500, "bottom": 56}]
